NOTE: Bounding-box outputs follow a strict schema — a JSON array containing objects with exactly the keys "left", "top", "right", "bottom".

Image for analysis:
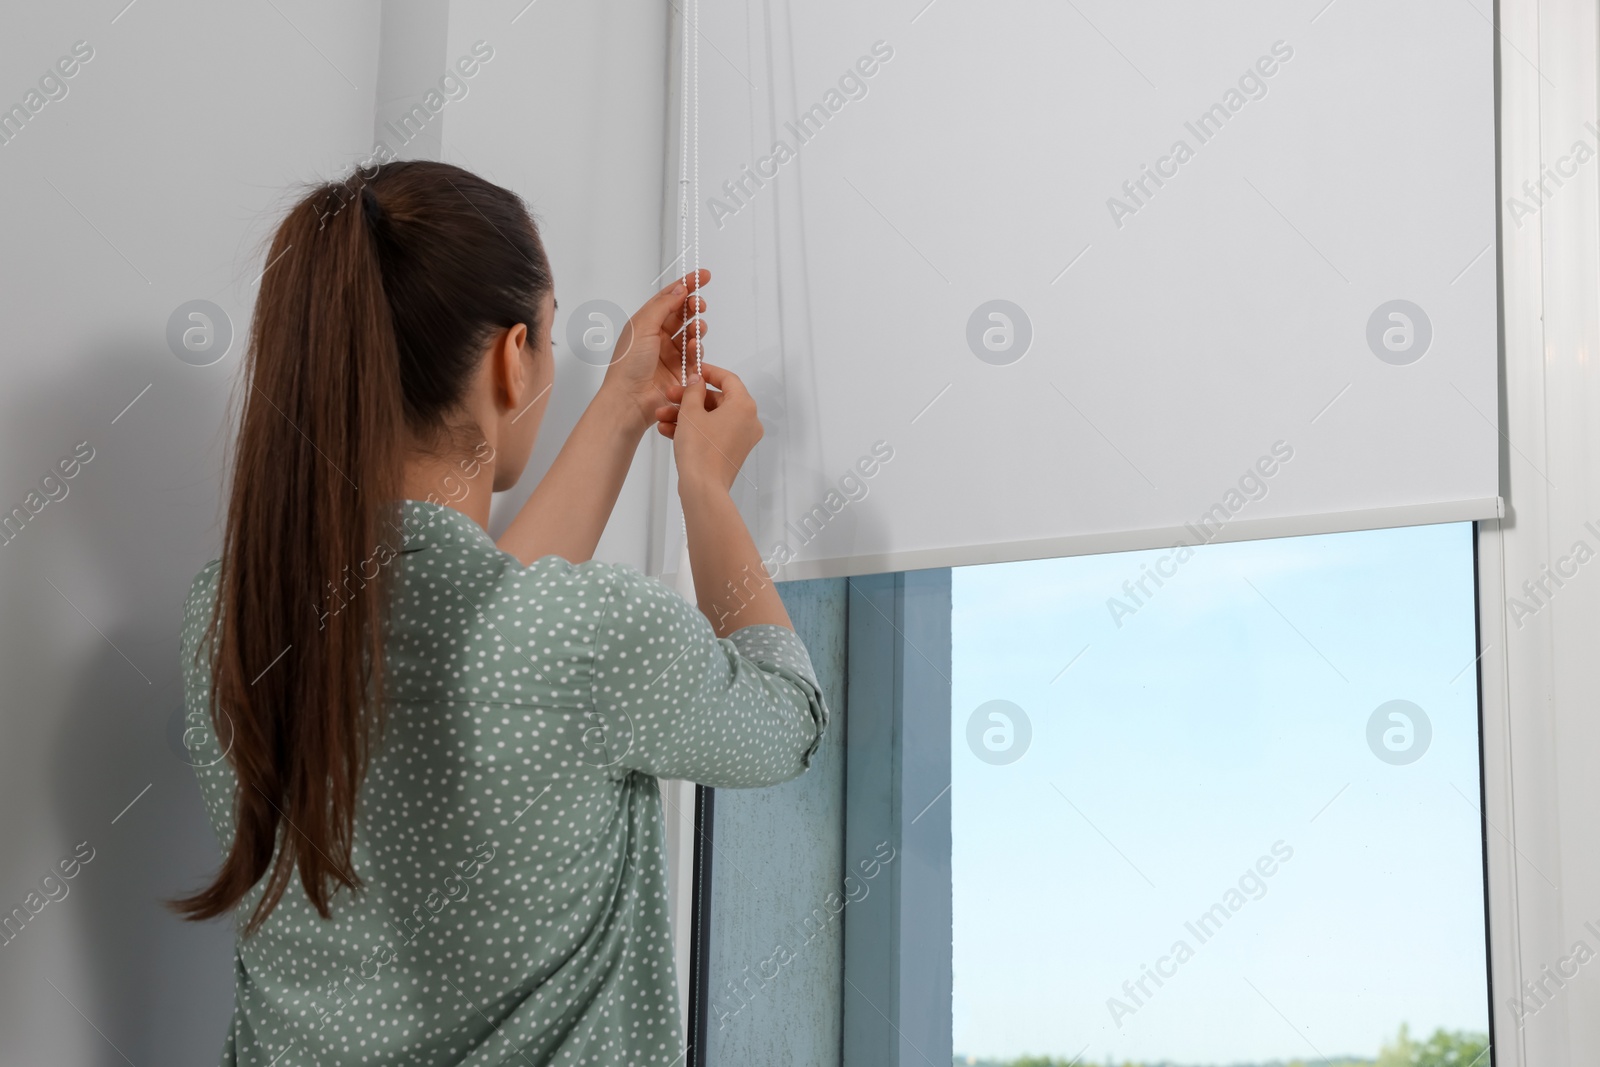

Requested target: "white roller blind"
[{"left": 677, "top": 0, "right": 1499, "bottom": 579}]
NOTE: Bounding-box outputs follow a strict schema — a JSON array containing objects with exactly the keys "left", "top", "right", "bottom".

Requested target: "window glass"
[{"left": 952, "top": 522, "right": 1490, "bottom": 1066}]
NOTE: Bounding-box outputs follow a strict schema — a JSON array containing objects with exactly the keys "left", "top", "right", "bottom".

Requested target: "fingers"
[
  {"left": 671, "top": 311, "right": 709, "bottom": 348},
  {"left": 657, "top": 273, "right": 709, "bottom": 372},
  {"left": 684, "top": 334, "right": 711, "bottom": 375},
  {"left": 674, "top": 328, "right": 709, "bottom": 365},
  {"left": 636, "top": 269, "right": 712, "bottom": 334},
  {"left": 696, "top": 362, "right": 747, "bottom": 402},
  {"left": 664, "top": 273, "right": 709, "bottom": 338},
  {"left": 654, "top": 269, "right": 711, "bottom": 316},
  {"left": 656, "top": 268, "right": 709, "bottom": 304},
  {"left": 662, "top": 292, "right": 708, "bottom": 371},
  {"left": 664, "top": 303, "right": 707, "bottom": 364},
  {"left": 664, "top": 295, "right": 707, "bottom": 336},
  {"left": 660, "top": 375, "right": 721, "bottom": 411},
  {"left": 680, "top": 373, "right": 709, "bottom": 414}
]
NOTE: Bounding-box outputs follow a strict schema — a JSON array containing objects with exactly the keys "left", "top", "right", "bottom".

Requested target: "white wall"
[
  {"left": 445, "top": 1, "right": 670, "bottom": 568},
  {"left": 0, "top": 1, "right": 667, "bottom": 1062},
  {"left": 0, "top": 3, "right": 381, "bottom": 1062}
]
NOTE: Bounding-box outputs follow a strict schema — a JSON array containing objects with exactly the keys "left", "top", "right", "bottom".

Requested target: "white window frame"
[{"left": 1479, "top": 1, "right": 1600, "bottom": 1061}]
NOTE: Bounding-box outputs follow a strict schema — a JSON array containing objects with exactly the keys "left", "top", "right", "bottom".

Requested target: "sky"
[{"left": 950, "top": 521, "right": 1491, "bottom": 1065}]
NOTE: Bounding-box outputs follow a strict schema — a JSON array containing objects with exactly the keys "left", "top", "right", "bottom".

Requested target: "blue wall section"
[
  {"left": 704, "top": 578, "right": 849, "bottom": 1066},
  {"left": 842, "top": 570, "right": 953, "bottom": 1067}
]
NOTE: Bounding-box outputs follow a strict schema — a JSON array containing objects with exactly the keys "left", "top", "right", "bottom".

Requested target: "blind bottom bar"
[{"left": 762, "top": 496, "right": 1504, "bottom": 582}]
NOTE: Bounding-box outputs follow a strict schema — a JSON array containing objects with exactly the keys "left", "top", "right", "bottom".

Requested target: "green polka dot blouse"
[{"left": 179, "top": 499, "right": 828, "bottom": 1066}]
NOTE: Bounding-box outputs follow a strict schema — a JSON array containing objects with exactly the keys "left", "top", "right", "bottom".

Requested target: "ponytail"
[{"left": 171, "top": 160, "right": 551, "bottom": 935}]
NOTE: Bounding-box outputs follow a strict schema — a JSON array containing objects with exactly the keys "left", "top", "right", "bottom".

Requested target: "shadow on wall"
[
  {"left": 52, "top": 635, "right": 236, "bottom": 1063},
  {"left": 2, "top": 343, "right": 239, "bottom": 1064}
]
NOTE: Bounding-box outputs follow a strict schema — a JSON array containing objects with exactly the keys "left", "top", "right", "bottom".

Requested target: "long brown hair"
[{"left": 171, "top": 160, "right": 552, "bottom": 935}]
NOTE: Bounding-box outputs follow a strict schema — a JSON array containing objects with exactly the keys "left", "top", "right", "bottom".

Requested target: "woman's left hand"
[{"left": 600, "top": 269, "right": 708, "bottom": 435}]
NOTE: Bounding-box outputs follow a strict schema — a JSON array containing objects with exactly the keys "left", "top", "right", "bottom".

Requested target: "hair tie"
[{"left": 360, "top": 184, "right": 384, "bottom": 230}]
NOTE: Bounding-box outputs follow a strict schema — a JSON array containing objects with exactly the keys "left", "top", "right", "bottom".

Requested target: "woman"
[{"left": 173, "top": 160, "right": 828, "bottom": 1066}]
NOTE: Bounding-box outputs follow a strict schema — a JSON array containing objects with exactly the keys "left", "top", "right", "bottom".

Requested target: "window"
[
  {"left": 697, "top": 523, "right": 1493, "bottom": 1067},
  {"left": 951, "top": 522, "right": 1491, "bottom": 1064}
]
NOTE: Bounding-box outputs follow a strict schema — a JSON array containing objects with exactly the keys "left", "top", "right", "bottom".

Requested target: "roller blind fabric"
[{"left": 671, "top": 1, "right": 1499, "bottom": 579}]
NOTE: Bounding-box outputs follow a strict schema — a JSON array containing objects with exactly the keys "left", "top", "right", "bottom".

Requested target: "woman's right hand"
[{"left": 656, "top": 363, "right": 763, "bottom": 494}]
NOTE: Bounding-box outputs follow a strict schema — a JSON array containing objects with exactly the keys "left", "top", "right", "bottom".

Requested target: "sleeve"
[{"left": 589, "top": 562, "right": 829, "bottom": 788}]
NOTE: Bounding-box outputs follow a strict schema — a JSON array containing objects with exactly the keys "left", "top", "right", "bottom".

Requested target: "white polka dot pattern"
[{"left": 177, "top": 499, "right": 828, "bottom": 1066}]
